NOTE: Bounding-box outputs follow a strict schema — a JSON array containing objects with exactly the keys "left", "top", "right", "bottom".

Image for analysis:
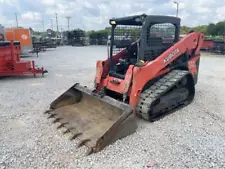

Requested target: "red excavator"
[{"left": 44, "top": 14, "right": 204, "bottom": 155}]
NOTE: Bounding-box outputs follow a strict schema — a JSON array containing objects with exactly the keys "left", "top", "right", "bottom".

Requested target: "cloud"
[
  {"left": 21, "top": 12, "right": 41, "bottom": 21},
  {"left": 216, "top": 6, "right": 225, "bottom": 21},
  {"left": 0, "top": 0, "right": 16, "bottom": 5},
  {"left": 0, "top": 0, "right": 224, "bottom": 31},
  {"left": 41, "top": 0, "right": 57, "bottom": 6}
]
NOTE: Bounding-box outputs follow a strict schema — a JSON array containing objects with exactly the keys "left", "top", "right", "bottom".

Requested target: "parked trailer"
[
  {"left": 201, "top": 39, "right": 214, "bottom": 51},
  {"left": 200, "top": 36, "right": 225, "bottom": 54},
  {"left": 212, "top": 40, "right": 225, "bottom": 54},
  {"left": 0, "top": 41, "right": 47, "bottom": 77}
]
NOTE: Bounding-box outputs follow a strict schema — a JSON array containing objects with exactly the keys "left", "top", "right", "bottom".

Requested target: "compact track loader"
[{"left": 44, "top": 14, "right": 204, "bottom": 155}]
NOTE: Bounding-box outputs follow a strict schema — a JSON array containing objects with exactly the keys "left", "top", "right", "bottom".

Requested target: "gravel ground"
[{"left": 0, "top": 46, "right": 225, "bottom": 169}]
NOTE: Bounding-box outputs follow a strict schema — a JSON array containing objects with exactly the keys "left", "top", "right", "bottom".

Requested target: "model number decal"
[{"left": 164, "top": 48, "right": 180, "bottom": 64}]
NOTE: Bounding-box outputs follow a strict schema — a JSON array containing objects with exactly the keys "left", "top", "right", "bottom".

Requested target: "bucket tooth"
[
  {"left": 63, "top": 127, "right": 75, "bottom": 134},
  {"left": 63, "top": 128, "right": 70, "bottom": 134},
  {"left": 44, "top": 110, "right": 52, "bottom": 114},
  {"left": 52, "top": 118, "right": 62, "bottom": 123},
  {"left": 57, "top": 122, "right": 68, "bottom": 129},
  {"left": 69, "top": 132, "right": 82, "bottom": 140},
  {"left": 77, "top": 139, "right": 90, "bottom": 148},
  {"left": 86, "top": 148, "right": 93, "bottom": 156},
  {"left": 47, "top": 113, "right": 57, "bottom": 119}
]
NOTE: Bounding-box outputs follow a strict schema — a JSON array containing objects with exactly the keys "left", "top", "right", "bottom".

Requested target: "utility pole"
[
  {"left": 15, "top": 12, "right": 18, "bottom": 27},
  {"left": 55, "top": 13, "right": 59, "bottom": 36},
  {"left": 50, "top": 18, "right": 53, "bottom": 30},
  {"left": 60, "top": 24, "right": 63, "bottom": 34},
  {"left": 60, "top": 24, "right": 63, "bottom": 39},
  {"left": 65, "top": 16, "right": 71, "bottom": 31},
  {"left": 42, "top": 20, "right": 45, "bottom": 32},
  {"left": 174, "top": 1, "right": 179, "bottom": 17}
]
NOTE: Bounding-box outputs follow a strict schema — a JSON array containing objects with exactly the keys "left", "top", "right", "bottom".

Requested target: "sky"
[{"left": 0, "top": 0, "right": 224, "bottom": 31}]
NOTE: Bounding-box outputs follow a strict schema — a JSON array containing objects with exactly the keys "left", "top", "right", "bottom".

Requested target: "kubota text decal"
[{"left": 164, "top": 48, "right": 180, "bottom": 64}]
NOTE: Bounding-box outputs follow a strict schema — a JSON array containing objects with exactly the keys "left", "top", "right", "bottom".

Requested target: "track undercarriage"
[{"left": 137, "top": 70, "right": 195, "bottom": 121}]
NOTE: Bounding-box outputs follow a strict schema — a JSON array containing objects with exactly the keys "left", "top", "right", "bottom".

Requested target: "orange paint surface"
[{"left": 4, "top": 28, "right": 32, "bottom": 47}]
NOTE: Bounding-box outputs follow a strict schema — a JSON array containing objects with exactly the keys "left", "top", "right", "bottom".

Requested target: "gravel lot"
[{"left": 0, "top": 46, "right": 225, "bottom": 169}]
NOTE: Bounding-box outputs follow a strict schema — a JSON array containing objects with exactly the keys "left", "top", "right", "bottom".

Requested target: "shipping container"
[{"left": 4, "top": 28, "right": 33, "bottom": 54}]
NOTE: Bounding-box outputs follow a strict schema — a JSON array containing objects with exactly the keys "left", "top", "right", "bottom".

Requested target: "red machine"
[
  {"left": 0, "top": 41, "right": 47, "bottom": 77},
  {"left": 44, "top": 14, "right": 204, "bottom": 155},
  {"left": 201, "top": 39, "right": 214, "bottom": 50}
]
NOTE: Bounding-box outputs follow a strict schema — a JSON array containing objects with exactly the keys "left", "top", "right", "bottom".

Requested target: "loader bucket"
[{"left": 44, "top": 83, "right": 137, "bottom": 155}]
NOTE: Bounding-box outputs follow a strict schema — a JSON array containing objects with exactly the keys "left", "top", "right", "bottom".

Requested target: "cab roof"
[{"left": 109, "top": 14, "right": 181, "bottom": 26}]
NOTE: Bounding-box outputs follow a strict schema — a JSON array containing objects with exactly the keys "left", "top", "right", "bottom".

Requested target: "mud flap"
[{"left": 44, "top": 83, "right": 137, "bottom": 155}]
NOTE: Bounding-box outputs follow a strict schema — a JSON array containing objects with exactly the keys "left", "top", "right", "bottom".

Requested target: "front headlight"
[{"left": 110, "top": 20, "right": 116, "bottom": 25}]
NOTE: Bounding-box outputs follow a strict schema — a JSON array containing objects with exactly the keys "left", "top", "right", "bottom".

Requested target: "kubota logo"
[
  {"left": 21, "top": 34, "right": 28, "bottom": 40},
  {"left": 164, "top": 48, "right": 179, "bottom": 64}
]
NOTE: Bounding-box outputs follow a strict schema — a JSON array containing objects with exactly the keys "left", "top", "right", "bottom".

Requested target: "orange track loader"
[{"left": 44, "top": 14, "right": 204, "bottom": 155}]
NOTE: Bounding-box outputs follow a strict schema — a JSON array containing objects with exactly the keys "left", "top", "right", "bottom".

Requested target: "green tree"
[
  {"left": 207, "top": 23, "right": 217, "bottom": 36},
  {"left": 193, "top": 25, "right": 208, "bottom": 34},
  {"left": 180, "top": 26, "right": 190, "bottom": 34},
  {"left": 215, "top": 21, "right": 225, "bottom": 35}
]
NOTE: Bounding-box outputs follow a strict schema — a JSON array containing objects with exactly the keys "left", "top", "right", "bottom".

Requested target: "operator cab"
[{"left": 108, "top": 14, "right": 180, "bottom": 79}]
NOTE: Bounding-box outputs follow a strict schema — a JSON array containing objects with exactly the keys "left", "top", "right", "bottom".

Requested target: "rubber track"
[{"left": 136, "top": 69, "right": 191, "bottom": 121}]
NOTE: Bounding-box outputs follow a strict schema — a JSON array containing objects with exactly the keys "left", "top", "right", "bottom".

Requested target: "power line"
[{"left": 65, "top": 16, "right": 71, "bottom": 31}]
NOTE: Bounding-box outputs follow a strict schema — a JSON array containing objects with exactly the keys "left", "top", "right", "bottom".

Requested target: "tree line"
[
  {"left": 30, "top": 19, "right": 224, "bottom": 44},
  {"left": 181, "top": 20, "right": 225, "bottom": 37},
  {"left": 80, "top": 20, "right": 225, "bottom": 40}
]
